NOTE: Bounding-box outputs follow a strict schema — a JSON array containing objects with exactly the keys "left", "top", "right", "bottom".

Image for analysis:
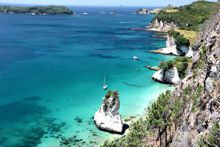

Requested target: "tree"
[{"left": 147, "top": 91, "right": 172, "bottom": 146}]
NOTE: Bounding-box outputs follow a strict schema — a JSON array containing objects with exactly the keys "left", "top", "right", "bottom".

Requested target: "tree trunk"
[
  {"left": 165, "top": 126, "right": 167, "bottom": 147},
  {"left": 175, "top": 120, "right": 177, "bottom": 131},
  {"left": 159, "top": 127, "right": 162, "bottom": 147},
  {"left": 169, "top": 125, "right": 172, "bottom": 141}
]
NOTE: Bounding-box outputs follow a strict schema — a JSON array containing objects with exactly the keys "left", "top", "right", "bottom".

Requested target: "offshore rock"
[{"left": 94, "top": 90, "right": 123, "bottom": 134}]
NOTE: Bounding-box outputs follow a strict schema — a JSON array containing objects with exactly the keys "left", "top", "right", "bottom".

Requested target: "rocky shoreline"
[{"left": 102, "top": 1, "right": 220, "bottom": 146}]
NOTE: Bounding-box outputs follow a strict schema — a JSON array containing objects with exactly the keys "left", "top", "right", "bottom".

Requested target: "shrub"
[
  {"left": 159, "top": 57, "right": 191, "bottom": 79},
  {"left": 197, "top": 123, "right": 220, "bottom": 146},
  {"left": 168, "top": 30, "right": 190, "bottom": 48},
  {"left": 191, "top": 85, "right": 203, "bottom": 112}
]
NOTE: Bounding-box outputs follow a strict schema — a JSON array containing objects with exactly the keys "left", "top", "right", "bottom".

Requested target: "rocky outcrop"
[
  {"left": 151, "top": 35, "right": 193, "bottom": 57},
  {"left": 149, "top": 8, "right": 161, "bottom": 14},
  {"left": 94, "top": 90, "right": 123, "bottom": 134},
  {"left": 153, "top": 35, "right": 179, "bottom": 55},
  {"left": 145, "top": 65, "right": 159, "bottom": 71},
  {"left": 185, "top": 48, "right": 194, "bottom": 57},
  {"left": 136, "top": 8, "right": 148, "bottom": 15},
  {"left": 148, "top": 18, "right": 177, "bottom": 32},
  {"left": 152, "top": 66, "right": 180, "bottom": 85},
  {"left": 148, "top": 18, "right": 194, "bottom": 57},
  {"left": 170, "top": 12, "right": 220, "bottom": 147}
]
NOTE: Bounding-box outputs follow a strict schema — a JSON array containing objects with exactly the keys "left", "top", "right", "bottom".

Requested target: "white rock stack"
[
  {"left": 152, "top": 66, "right": 180, "bottom": 85},
  {"left": 94, "top": 90, "right": 123, "bottom": 134}
]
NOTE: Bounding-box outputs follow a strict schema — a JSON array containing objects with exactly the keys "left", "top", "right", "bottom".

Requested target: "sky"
[{"left": 0, "top": 0, "right": 217, "bottom": 7}]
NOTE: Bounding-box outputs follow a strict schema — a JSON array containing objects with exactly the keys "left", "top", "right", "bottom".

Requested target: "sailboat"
[{"left": 103, "top": 76, "right": 108, "bottom": 90}]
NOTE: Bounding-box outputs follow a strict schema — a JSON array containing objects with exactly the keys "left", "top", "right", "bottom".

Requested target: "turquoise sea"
[{"left": 0, "top": 6, "right": 172, "bottom": 146}]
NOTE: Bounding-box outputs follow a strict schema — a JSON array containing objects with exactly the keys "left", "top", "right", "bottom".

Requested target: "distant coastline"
[{"left": 0, "top": 5, "right": 74, "bottom": 15}]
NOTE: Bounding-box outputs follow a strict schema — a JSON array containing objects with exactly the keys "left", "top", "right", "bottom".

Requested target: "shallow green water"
[{"left": 0, "top": 6, "right": 172, "bottom": 146}]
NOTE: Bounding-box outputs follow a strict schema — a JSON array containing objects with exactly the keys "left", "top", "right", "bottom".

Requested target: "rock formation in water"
[
  {"left": 94, "top": 90, "right": 123, "bottom": 134},
  {"left": 149, "top": 17, "right": 193, "bottom": 57},
  {"left": 148, "top": 18, "right": 177, "bottom": 32},
  {"left": 152, "top": 66, "right": 180, "bottom": 85},
  {"left": 152, "top": 34, "right": 193, "bottom": 57}
]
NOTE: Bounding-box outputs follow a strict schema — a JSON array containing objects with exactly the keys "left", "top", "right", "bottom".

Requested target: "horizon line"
[{"left": 0, "top": 2, "right": 166, "bottom": 8}]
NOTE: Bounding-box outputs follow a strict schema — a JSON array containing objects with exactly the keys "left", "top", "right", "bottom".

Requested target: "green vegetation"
[
  {"left": 147, "top": 91, "right": 172, "bottom": 146},
  {"left": 168, "top": 30, "right": 190, "bottom": 48},
  {"left": 207, "top": 123, "right": 220, "bottom": 146},
  {"left": 103, "top": 90, "right": 119, "bottom": 111},
  {"left": 193, "top": 45, "right": 208, "bottom": 78},
  {"left": 102, "top": 118, "right": 149, "bottom": 147},
  {"left": 198, "top": 123, "right": 220, "bottom": 146},
  {"left": 0, "top": 5, "right": 73, "bottom": 15},
  {"left": 159, "top": 57, "right": 192, "bottom": 79},
  {"left": 103, "top": 90, "right": 181, "bottom": 146},
  {"left": 103, "top": 82, "right": 205, "bottom": 146},
  {"left": 105, "top": 90, "right": 115, "bottom": 99},
  {"left": 155, "top": 1, "right": 220, "bottom": 31},
  {"left": 191, "top": 85, "right": 203, "bottom": 112},
  {"left": 176, "top": 29, "right": 197, "bottom": 45}
]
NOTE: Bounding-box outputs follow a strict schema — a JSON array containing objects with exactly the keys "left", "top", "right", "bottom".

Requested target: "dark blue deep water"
[{"left": 0, "top": 6, "right": 171, "bottom": 146}]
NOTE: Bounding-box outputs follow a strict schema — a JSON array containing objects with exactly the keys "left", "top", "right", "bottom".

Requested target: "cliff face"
[
  {"left": 166, "top": 35, "right": 191, "bottom": 56},
  {"left": 152, "top": 67, "right": 180, "bottom": 85},
  {"left": 148, "top": 18, "right": 177, "bottom": 32},
  {"left": 151, "top": 35, "right": 191, "bottom": 56},
  {"left": 170, "top": 13, "right": 220, "bottom": 147}
]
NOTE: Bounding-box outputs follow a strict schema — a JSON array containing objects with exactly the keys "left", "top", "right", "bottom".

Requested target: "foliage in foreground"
[
  {"left": 198, "top": 123, "right": 220, "bottom": 147},
  {"left": 101, "top": 118, "right": 149, "bottom": 147},
  {"left": 102, "top": 90, "right": 178, "bottom": 146}
]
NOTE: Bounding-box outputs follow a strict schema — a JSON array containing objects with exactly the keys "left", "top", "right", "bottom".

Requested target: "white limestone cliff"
[
  {"left": 152, "top": 35, "right": 193, "bottom": 57},
  {"left": 148, "top": 18, "right": 177, "bottom": 32},
  {"left": 152, "top": 66, "right": 180, "bottom": 85},
  {"left": 94, "top": 90, "right": 123, "bottom": 134}
]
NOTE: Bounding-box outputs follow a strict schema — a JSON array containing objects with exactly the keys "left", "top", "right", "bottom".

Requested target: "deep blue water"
[{"left": 0, "top": 6, "right": 171, "bottom": 146}]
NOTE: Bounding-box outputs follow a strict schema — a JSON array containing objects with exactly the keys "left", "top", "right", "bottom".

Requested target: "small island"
[{"left": 0, "top": 5, "right": 74, "bottom": 15}]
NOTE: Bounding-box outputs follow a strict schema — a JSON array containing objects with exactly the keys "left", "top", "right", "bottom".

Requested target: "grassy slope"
[
  {"left": 175, "top": 29, "right": 197, "bottom": 45},
  {"left": 156, "top": 1, "right": 220, "bottom": 31}
]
